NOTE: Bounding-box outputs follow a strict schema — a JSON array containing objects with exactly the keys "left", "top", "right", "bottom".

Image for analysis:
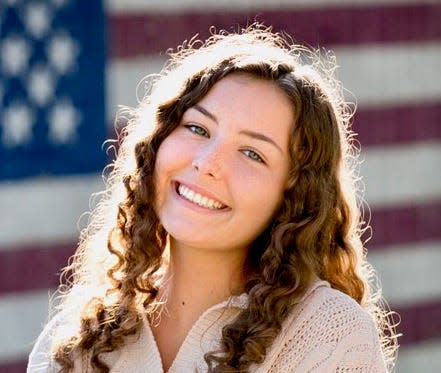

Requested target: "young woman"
[{"left": 28, "top": 25, "right": 398, "bottom": 372}]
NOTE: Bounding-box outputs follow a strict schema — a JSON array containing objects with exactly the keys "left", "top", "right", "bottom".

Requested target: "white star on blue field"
[{"left": 0, "top": 0, "right": 106, "bottom": 179}]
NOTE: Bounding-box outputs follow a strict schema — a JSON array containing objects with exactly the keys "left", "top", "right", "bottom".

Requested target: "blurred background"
[{"left": 0, "top": 0, "right": 440, "bottom": 372}]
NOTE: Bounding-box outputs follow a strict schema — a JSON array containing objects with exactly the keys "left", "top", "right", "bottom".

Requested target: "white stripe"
[
  {"left": 395, "top": 339, "right": 441, "bottom": 373},
  {"left": 334, "top": 42, "right": 441, "bottom": 107},
  {"left": 1, "top": 144, "right": 439, "bottom": 247},
  {"left": 107, "top": 42, "right": 441, "bottom": 121},
  {"left": 106, "top": 56, "right": 166, "bottom": 121},
  {"left": 105, "top": 0, "right": 440, "bottom": 13},
  {"left": 369, "top": 241, "right": 441, "bottom": 306},
  {"left": 361, "top": 141, "right": 441, "bottom": 207},
  {"left": 0, "top": 174, "right": 103, "bottom": 248},
  {"left": 2, "top": 274, "right": 440, "bottom": 364},
  {"left": 0, "top": 290, "right": 51, "bottom": 362}
]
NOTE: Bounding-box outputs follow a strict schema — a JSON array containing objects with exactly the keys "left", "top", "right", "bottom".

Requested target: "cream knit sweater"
[{"left": 28, "top": 281, "right": 386, "bottom": 372}]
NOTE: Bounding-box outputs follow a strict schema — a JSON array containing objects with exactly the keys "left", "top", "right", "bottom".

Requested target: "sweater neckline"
[
  {"left": 138, "top": 292, "right": 249, "bottom": 372},
  {"left": 114, "top": 279, "right": 328, "bottom": 373}
]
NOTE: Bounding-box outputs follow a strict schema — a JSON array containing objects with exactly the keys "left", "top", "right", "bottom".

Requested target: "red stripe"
[
  {"left": 1, "top": 304, "right": 439, "bottom": 368},
  {"left": 355, "top": 102, "right": 441, "bottom": 147},
  {"left": 1, "top": 201, "right": 439, "bottom": 295},
  {"left": 366, "top": 200, "right": 441, "bottom": 250},
  {"left": 108, "top": 3, "right": 441, "bottom": 58},
  {"left": 0, "top": 242, "right": 75, "bottom": 294},
  {"left": 0, "top": 360, "right": 27, "bottom": 373},
  {"left": 395, "top": 299, "right": 441, "bottom": 346}
]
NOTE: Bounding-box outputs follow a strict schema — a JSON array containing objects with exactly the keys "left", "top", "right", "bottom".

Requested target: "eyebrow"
[
  {"left": 193, "top": 104, "right": 218, "bottom": 123},
  {"left": 239, "top": 129, "right": 283, "bottom": 154},
  {"left": 192, "top": 104, "right": 283, "bottom": 154}
]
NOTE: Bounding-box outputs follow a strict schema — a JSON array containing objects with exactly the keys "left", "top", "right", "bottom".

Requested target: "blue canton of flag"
[{"left": 0, "top": 0, "right": 106, "bottom": 180}]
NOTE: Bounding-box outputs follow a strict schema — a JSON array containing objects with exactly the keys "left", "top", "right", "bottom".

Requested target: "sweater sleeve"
[
  {"left": 324, "top": 312, "right": 387, "bottom": 373},
  {"left": 27, "top": 313, "right": 62, "bottom": 373},
  {"left": 263, "top": 287, "right": 387, "bottom": 373}
]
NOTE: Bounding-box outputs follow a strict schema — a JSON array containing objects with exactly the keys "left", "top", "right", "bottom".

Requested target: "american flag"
[{"left": 1, "top": 0, "right": 440, "bottom": 372}]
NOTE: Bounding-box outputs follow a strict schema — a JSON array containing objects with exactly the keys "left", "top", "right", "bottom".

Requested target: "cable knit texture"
[{"left": 28, "top": 281, "right": 386, "bottom": 372}]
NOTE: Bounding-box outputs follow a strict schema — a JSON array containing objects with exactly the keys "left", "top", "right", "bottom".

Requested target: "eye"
[
  {"left": 184, "top": 124, "right": 209, "bottom": 138},
  {"left": 242, "top": 149, "right": 265, "bottom": 163}
]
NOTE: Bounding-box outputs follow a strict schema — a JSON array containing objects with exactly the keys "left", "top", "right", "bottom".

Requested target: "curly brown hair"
[{"left": 50, "top": 25, "right": 397, "bottom": 372}]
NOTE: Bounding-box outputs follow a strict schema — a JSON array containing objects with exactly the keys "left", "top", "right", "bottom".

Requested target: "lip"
[{"left": 172, "top": 180, "right": 230, "bottom": 210}]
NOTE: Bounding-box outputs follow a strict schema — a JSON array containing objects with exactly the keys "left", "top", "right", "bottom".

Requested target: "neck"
[
  {"left": 150, "top": 239, "right": 248, "bottom": 371},
  {"left": 160, "top": 238, "right": 247, "bottom": 314}
]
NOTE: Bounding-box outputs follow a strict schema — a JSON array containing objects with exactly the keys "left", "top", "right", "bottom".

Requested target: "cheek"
[
  {"left": 230, "top": 168, "right": 277, "bottom": 209},
  {"left": 153, "top": 135, "right": 191, "bottom": 207},
  {"left": 155, "top": 135, "right": 178, "bottom": 177},
  {"left": 233, "top": 168, "right": 285, "bottom": 214},
  {"left": 153, "top": 145, "right": 170, "bottom": 210}
]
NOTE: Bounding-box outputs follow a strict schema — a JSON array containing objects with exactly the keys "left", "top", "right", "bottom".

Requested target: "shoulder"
[
  {"left": 27, "top": 308, "right": 87, "bottom": 373},
  {"left": 298, "top": 282, "right": 377, "bottom": 336},
  {"left": 280, "top": 282, "right": 378, "bottom": 347},
  {"left": 27, "top": 311, "right": 65, "bottom": 373},
  {"left": 258, "top": 281, "right": 386, "bottom": 372}
]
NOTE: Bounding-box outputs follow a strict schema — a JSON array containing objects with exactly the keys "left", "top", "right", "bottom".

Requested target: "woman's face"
[{"left": 154, "top": 73, "right": 293, "bottom": 256}]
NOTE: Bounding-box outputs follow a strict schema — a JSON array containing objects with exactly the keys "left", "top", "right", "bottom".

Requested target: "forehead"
[{"left": 199, "top": 73, "right": 293, "bottom": 121}]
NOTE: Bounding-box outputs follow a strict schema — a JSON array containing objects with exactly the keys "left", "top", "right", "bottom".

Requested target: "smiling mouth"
[{"left": 176, "top": 183, "right": 227, "bottom": 210}]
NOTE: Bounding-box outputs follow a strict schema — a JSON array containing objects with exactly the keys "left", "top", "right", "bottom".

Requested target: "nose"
[{"left": 192, "top": 141, "right": 225, "bottom": 179}]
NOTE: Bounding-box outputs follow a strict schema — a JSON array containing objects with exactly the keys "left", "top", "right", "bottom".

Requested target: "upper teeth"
[{"left": 178, "top": 184, "right": 225, "bottom": 209}]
